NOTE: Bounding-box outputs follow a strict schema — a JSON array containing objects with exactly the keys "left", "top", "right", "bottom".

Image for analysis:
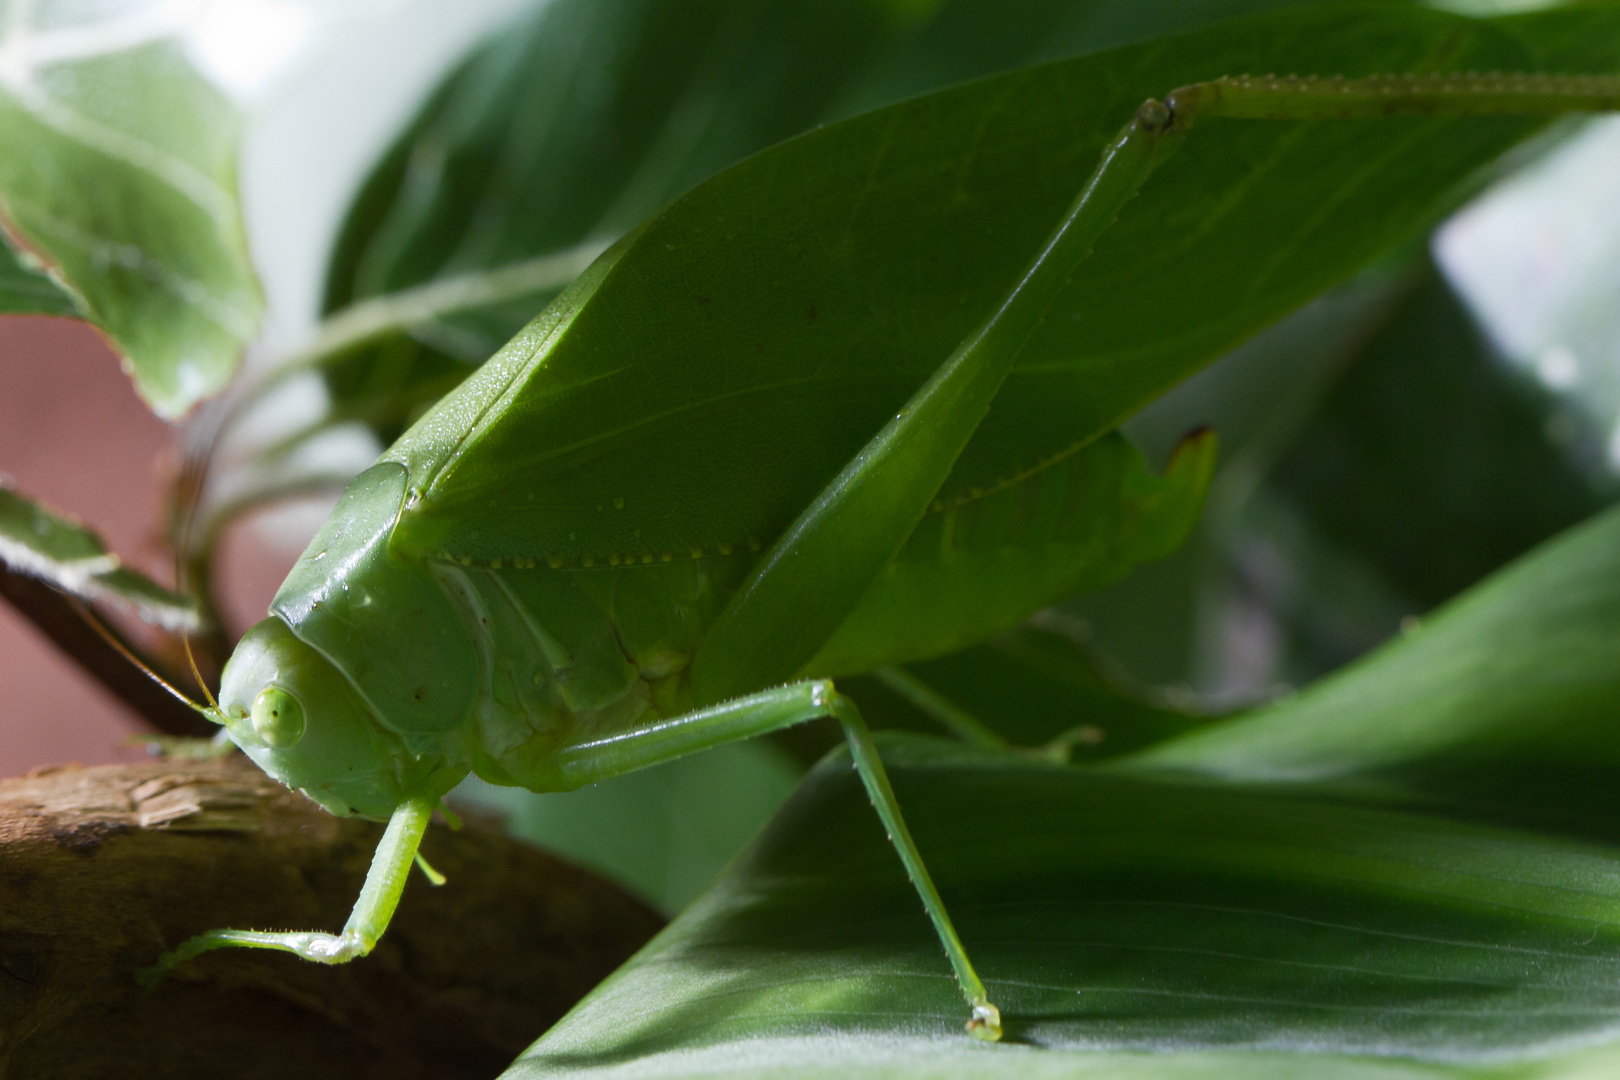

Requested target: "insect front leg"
[
  {"left": 554, "top": 680, "right": 1003, "bottom": 1041},
  {"left": 142, "top": 791, "right": 437, "bottom": 981}
]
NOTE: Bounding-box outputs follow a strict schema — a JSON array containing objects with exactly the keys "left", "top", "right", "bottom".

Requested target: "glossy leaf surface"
[
  {"left": 0, "top": 19, "right": 259, "bottom": 417},
  {"left": 1129, "top": 498, "right": 1620, "bottom": 837},
  {"left": 506, "top": 738, "right": 1620, "bottom": 1078},
  {"left": 0, "top": 483, "right": 198, "bottom": 631},
  {"left": 390, "top": 5, "right": 1620, "bottom": 572}
]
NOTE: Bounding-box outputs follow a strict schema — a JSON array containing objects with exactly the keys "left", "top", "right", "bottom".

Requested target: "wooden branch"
[
  {"left": 0, "top": 564, "right": 215, "bottom": 736},
  {"left": 0, "top": 757, "right": 664, "bottom": 1079}
]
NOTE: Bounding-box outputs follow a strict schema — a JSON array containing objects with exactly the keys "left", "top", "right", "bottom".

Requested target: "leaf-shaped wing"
[{"left": 387, "top": 7, "right": 1616, "bottom": 571}]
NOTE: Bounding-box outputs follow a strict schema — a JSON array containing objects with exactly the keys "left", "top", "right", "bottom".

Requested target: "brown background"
[{"left": 0, "top": 316, "right": 296, "bottom": 778}]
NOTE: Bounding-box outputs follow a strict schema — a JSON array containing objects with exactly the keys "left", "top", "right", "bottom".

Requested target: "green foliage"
[
  {"left": 0, "top": 482, "right": 198, "bottom": 631},
  {"left": 0, "top": 28, "right": 258, "bottom": 416},
  {"left": 312, "top": 0, "right": 931, "bottom": 450},
  {"left": 306, "top": 0, "right": 1325, "bottom": 454},
  {"left": 1268, "top": 261, "right": 1609, "bottom": 610},
  {"left": 507, "top": 739, "right": 1620, "bottom": 1077},
  {"left": 386, "top": 6, "right": 1609, "bottom": 569},
  {"left": 12, "top": 0, "right": 1620, "bottom": 1073},
  {"left": 1134, "top": 499, "right": 1620, "bottom": 821},
  {"left": 504, "top": 497, "right": 1620, "bottom": 1075},
  {"left": 0, "top": 232, "right": 74, "bottom": 315}
]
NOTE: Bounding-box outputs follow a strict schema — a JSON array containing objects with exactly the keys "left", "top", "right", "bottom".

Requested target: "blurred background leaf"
[
  {"left": 0, "top": 231, "right": 75, "bottom": 316},
  {"left": 1130, "top": 498, "right": 1620, "bottom": 842},
  {"left": 0, "top": 3, "right": 262, "bottom": 418},
  {"left": 0, "top": 482, "right": 197, "bottom": 632},
  {"left": 1068, "top": 240, "right": 1616, "bottom": 711}
]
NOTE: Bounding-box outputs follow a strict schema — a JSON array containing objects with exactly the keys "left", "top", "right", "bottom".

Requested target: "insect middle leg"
[{"left": 555, "top": 680, "right": 1004, "bottom": 1042}]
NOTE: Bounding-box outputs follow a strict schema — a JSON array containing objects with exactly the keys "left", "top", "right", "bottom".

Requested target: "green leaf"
[
  {"left": 454, "top": 739, "right": 801, "bottom": 917},
  {"left": 0, "top": 229, "right": 75, "bottom": 315},
  {"left": 309, "top": 0, "right": 928, "bottom": 449},
  {"left": 1200, "top": 258, "right": 1618, "bottom": 690},
  {"left": 838, "top": 0, "right": 1327, "bottom": 113},
  {"left": 505, "top": 737, "right": 1620, "bottom": 1077},
  {"left": 1270, "top": 261, "right": 1610, "bottom": 609},
  {"left": 0, "top": 23, "right": 260, "bottom": 417},
  {"left": 293, "top": 0, "right": 1339, "bottom": 460},
  {"left": 391, "top": 5, "right": 1620, "bottom": 570},
  {"left": 0, "top": 482, "right": 198, "bottom": 631},
  {"left": 1127, "top": 498, "right": 1620, "bottom": 837}
]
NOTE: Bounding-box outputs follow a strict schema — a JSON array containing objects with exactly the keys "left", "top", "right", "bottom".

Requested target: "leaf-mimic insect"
[{"left": 147, "top": 71, "right": 1620, "bottom": 1041}]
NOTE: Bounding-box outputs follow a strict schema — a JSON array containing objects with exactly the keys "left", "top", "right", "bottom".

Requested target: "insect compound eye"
[{"left": 250, "top": 686, "right": 307, "bottom": 748}]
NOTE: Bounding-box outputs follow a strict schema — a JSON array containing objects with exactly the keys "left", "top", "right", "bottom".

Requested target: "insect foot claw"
[
  {"left": 966, "top": 1001, "right": 1003, "bottom": 1042},
  {"left": 294, "top": 929, "right": 371, "bottom": 963}
]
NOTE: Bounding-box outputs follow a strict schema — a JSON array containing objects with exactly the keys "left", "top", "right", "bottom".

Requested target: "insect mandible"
[{"left": 144, "top": 71, "right": 1620, "bottom": 1042}]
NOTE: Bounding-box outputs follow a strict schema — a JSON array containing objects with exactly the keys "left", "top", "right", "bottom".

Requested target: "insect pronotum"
[{"left": 144, "top": 72, "right": 1620, "bottom": 1042}]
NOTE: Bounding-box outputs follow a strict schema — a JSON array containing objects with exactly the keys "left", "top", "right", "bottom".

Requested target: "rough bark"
[{"left": 0, "top": 757, "right": 664, "bottom": 1079}]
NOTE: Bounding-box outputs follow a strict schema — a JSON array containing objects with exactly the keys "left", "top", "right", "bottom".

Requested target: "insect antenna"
[
  {"left": 179, "top": 624, "right": 219, "bottom": 711},
  {"left": 67, "top": 595, "right": 216, "bottom": 718},
  {"left": 170, "top": 398, "right": 233, "bottom": 712}
]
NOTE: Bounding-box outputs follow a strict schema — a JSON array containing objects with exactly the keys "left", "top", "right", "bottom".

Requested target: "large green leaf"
[
  {"left": 391, "top": 5, "right": 1620, "bottom": 568},
  {"left": 504, "top": 738, "right": 1620, "bottom": 1078},
  {"left": 1127, "top": 499, "right": 1620, "bottom": 838},
  {"left": 0, "top": 230, "right": 74, "bottom": 315},
  {"left": 0, "top": 15, "right": 260, "bottom": 417}
]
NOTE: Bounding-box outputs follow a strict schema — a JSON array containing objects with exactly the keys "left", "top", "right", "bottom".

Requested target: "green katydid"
[{"left": 141, "top": 71, "right": 1620, "bottom": 1042}]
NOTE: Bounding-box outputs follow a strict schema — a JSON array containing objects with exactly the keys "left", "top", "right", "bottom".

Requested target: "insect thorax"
[{"left": 263, "top": 463, "right": 752, "bottom": 794}]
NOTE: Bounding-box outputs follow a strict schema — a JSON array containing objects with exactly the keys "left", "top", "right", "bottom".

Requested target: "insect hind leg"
[
  {"left": 553, "top": 680, "right": 1002, "bottom": 1041},
  {"left": 141, "top": 792, "right": 437, "bottom": 983},
  {"left": 832, "top": 693, "right": 1002, "bottom": 1041}
]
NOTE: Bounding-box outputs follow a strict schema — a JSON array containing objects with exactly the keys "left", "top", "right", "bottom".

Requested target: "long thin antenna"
[
  {"left": 67, "top": 596, "right": 214, "bottom": 718},
  {"left": 181, "top": 631, "right": 219, "bottom": 710},
  {"left": 172, "top": 410, "right": 228, "bottom": 711}
]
